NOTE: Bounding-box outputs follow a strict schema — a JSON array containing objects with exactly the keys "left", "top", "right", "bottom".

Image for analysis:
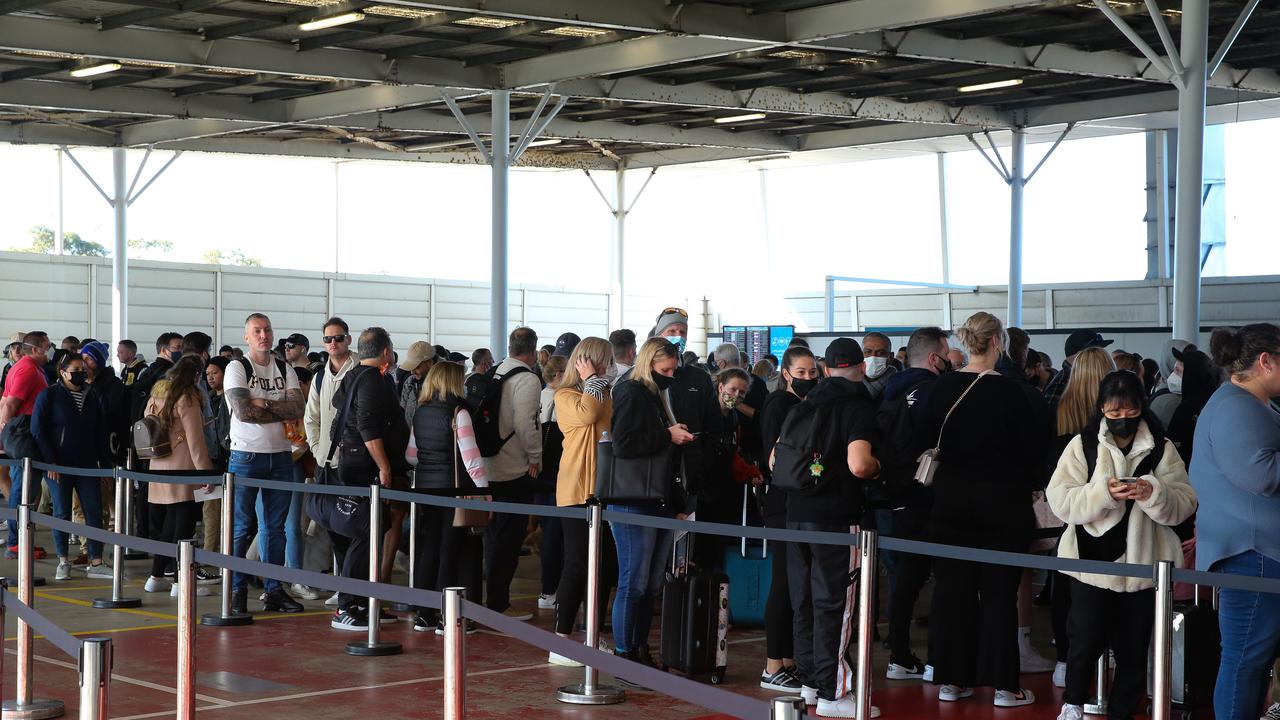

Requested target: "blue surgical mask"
[
  {"left": 666, "top": 335, "right": 685, "bottom": 355},
  {"left": 169, "top": 349, "right": 183, "bottom": 362}
]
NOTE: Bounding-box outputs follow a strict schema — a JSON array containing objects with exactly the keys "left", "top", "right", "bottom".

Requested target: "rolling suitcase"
[
  {"left": 660, "top": 534, "right": 729, "bottom": 684},
  {"left": 1151, "top": 586, "right": 1220, "bottom": 718},
  {"left": 723, "top": 486, "right": 770, "bottom": 627}
]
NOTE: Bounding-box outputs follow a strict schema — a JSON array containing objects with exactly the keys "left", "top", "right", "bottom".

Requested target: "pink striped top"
[{"left": 455, "top": 408, "right": 488, "bottom": 488}]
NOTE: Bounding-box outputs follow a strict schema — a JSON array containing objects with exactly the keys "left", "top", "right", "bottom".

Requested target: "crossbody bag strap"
[
  {"left": 326, "top": 369, "right": 359, "bottom": 465},
  {"left": 932, "top": 370, "right": 993, "bottom": 449}
]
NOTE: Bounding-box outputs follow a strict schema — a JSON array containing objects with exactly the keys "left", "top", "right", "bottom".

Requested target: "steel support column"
[
  {"left": 111, "top": 147, "right": 127, "bottom": 367},
  {"left": 55, "top": 149, "right": 64, "bottom": 256},
  {"left": 490, "top": 90, "right": 510, "bottom": 356},
  {"left": 1007, "top": 128, "right": 1026, "bottom": 328},
  {"left": 611, "top": 159, "right": 627, "bottom": 331},
  {"left": 937, "top": 152, "right": 951, "bottom": 286},
  {"left": 1172, "top": 0, "right": 1208, "bottom": 342}
]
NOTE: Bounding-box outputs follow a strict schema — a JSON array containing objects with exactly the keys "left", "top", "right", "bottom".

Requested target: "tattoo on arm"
[
  {"left": 226, "top": 388, "right": 281, "bottom": 424},
  {"left": 274, "top": 388, "right": 305, "bottom": 421}
]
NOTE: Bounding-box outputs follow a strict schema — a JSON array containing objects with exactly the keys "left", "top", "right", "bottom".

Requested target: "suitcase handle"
[{"left": 740, "top": 485, "right": 766, "bottom": 558}]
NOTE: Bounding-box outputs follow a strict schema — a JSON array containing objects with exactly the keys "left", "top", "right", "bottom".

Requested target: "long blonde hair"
[
  {"left": 633, "top": 337, "right": 680, "bottom": 395},
  {"left": 1056, "top": 347, "right": 1116, "bottom": 435},
  {"left": 556, "top": 337, "right": 613, "bottom": 391},
  {"left": 419, "top": 360, "right": 464, "bottom": 405}
]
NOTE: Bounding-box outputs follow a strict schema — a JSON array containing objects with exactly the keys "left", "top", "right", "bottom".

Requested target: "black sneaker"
[
  {"left": 231, "top": 587, "right": 248, "bottom": 615},
  {"left": 434, "top": 620, "right": 479, "bottom": 636},
  {"left": 760, "top": 667, "right": 804, "bottom": 692},
  {"left": 886, "top": 657, "right": 927, "bottom": 680},
  {"left": 261, "top": 588, "right": 304, "bottom": 613},
  {"left": 194, "top": 566, "right": 221, "bottom": 585},
  {"left": 612, "top": 649, "right": 650, "bottom": 690},
  {"left": 331, "top": 608, "right": 368, "bottom": 631},
  {"left": 413, "top": 614, "right": 434, "bottom": 632}
]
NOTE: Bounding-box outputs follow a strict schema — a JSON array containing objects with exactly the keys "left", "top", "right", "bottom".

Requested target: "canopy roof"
[{"left": 0, "top": 0, "right": 1276, "bottom": 168}]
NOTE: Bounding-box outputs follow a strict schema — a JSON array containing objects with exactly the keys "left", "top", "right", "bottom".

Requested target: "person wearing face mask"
[
  {"left": 1047, "top": 371, "right": 1195, "bottom": 720},
  {"left": 1150, "top": 342, "right": 1199, "bottom": 432},
  {"left": 861, "top": 332, "right": 898, "bottom": 401},
  {"left": 1163, "top": 347, "right": 1219, "bottom": 466},
  {"left": 877, "top": 327, "right": 952, "bottom": 682},
  {"left": 694, "top": 367, "right": 762, "bottom": 571},
  {"left": 1190, "top": 324, "right": 1280, "bottom": 720},
  {"left": 755, "top": 345, "right": 819, "bottom": 693},
  {"left": 31, "top": 354, "right": 113, "bottom": 581}
]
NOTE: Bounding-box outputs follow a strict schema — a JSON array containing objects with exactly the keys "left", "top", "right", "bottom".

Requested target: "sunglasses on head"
[
  {"left": 661, "top": 307, "right": 689, "bottom": 318},
  {"left": 322, "top": 335, "right": 347, "bottom": 344}
]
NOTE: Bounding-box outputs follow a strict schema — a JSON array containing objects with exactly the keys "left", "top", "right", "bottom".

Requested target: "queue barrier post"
[
  {"left": 442, "top": 586, "right": 465, "bottom": 720},
  {"left": 770, "top": 697, "right": 807, "bottom": 720},
  {"left": 390, "top": 485, "right": 415, "bottom": 614},
  {"left": 201, "top": 472, "right": 252, "bottom": 627},
  {"left": 176, "top": 540, "right": 196, "bottom": 720},
  {"left": 92, "top": 474, "right": 141, "bottom": 609},
  {"left": 1083, "top": 654, "right": 1109, "bottom": 716},
  {"left": 1, "top": 579, "right": 6, "bottom": 703},
  {"left": 1, "top": 502, "right": 65, "bottom": 720},
  {"left": 855, "top": 529, "right": 876, "bottom": 720},
  {"left": 1151, "top": 560, "right": 1174, "bottom": 720},
  {"left": 345, "top": 483, "right": 402, "bottom": 657},
  {"left": 122, "top": 452, "right": 146, "bottom": 561},
  {"left": 77, "top": 639, "right": 111, "bottom": 720},
  {"left": 18, "top": 459, "right": 45, "bottom": 588},
  {"left": 556, "top": 499, "right": 624, "bottom": 705}
]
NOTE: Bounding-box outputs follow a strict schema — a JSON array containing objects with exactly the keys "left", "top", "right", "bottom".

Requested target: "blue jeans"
[
  {"left": 229, "top": 450, "right": 294, "bottom": 594},
  {"left": 609, "top": 505, "right": 671, "bottom": 653},
  {"left": 285, "top": 461, "right": 305, "bottom": 570},
  {"left": 1213, "top": 550, "right": 1280, "bottom": 720},
  {"left": 7, "top": 464, "right": 44, "bottom": 548},
  {"left": 48, "top": 474, "right": 105, "bottom": 560}
]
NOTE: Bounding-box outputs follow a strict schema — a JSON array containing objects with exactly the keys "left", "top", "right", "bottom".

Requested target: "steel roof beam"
[
  {"left": 295, "top": 11, "right": 467, "bottom": 52},
  {"left": 98, "top": 0, "right": 230, "bottom": 31}
]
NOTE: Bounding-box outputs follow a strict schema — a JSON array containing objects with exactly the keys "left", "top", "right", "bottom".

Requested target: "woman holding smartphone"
[{"left": 1047, "top": 370, "right": 1197, "bottom": 720}]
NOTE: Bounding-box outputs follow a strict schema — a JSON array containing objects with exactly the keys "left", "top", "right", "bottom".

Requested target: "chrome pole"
[
  {"left": 121, "top": 451, "right": 144, "bottom": 561},
  {"left": 176, "top": 540, "right": 196, "bottom": 720},
  {"left": 201, "top": 473, "right": 251, "bottom": 626},
  {"left": 92, "top": 473, "right": 141, "bottom": 609},
  {"left": 346, "top": 483, "right": 401, "bottom": 656},
  {"left": 557, "top": 500, "right": 624, "bottom": 705},
  {"left": 771, "top": 697, "right": 807, "bottom": 720},
  {"left": 77, "top": 638, "right": 111, "bottom": 720},
  {"left": 443, "top": 586, "right": 465, "bottom": 720},
  {"left": 1151, "top": 560, "right": 1174, "bottom": 720},
  {"left": 855, "top": 529, "right": 876, "bottom": 720},
  {"left": 1084, "top": 654, "right": 1109, "bottom": 715},
  {"left": 17, "top": 459, "right": 44, "bottom": 587},
  {"left": 1, "top": 502, "right": 65, "bottom": 720},
  {"left": 391, "top": 492, "right": 415, "bottom": 613}
]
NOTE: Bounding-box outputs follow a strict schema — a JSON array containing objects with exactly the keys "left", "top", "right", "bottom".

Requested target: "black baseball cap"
[
  {"left": 552, "top": 332, "right": 581, "bottom": 358},
  {"left": 824, "top": 337, "right": 864, "bottom": 369},
  {"left": 1064, "top": 330, "right": 1112, "bottom": 357},
  {"left": 285, "top": 333, "right": 309, "bottom": 349}
]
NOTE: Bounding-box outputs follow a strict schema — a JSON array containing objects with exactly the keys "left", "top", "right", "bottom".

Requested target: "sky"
[{"left": 2, "top": 116, "right": 1278, "bottom": 320}]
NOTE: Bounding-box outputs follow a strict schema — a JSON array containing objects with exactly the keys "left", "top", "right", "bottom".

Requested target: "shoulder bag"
[
  {"left": 913, "top": 370, "right": 993, "bottom": 487},
  {"left": 452, "top": 408, "right": 491, "bottom": 529},
  {"left": 306, "top": 376, "right": 367, "bottom": 538},
  {"left": 596, "top": 392, "right": 675, "bottom": 505}
]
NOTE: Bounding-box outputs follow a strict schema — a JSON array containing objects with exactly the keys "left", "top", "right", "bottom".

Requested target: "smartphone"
[{"left": 1117, "top": 476, "right": 1139, "bottom": 484}]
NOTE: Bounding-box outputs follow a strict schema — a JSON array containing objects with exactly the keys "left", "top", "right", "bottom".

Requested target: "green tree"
[
  {"left": 202, "top": 249, "right": 263, "bottom": 267},
  {"left": 128, "top": 237, "right": 174, "bottom": 254},
  {"left": 12, "top": 225, "right": 108, "bottom": 256}
]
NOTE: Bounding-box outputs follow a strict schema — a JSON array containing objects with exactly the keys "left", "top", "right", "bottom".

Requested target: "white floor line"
[{"left": 5, "top": 648, "right": 234, "bottom": 706}]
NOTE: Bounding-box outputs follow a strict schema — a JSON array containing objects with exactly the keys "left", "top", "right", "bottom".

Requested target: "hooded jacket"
[
  {"left": 31, "top": 383, "right": 109, "bottom": 469},
  {"left": 488, "top": 357, "right": 543, "bottom": 483},
  {"left": 784, "top": 376, "right": 880, "bottom": 526}
]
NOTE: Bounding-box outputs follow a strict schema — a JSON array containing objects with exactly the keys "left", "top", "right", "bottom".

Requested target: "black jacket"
[
  {"left": 130, "top": 356, "right": 173, "bottom": 429},
  {"left": 90, "top": 367, "right": 129, "bottom": 465},
  {"left": 333, "top": 365, "right": 410, "bottom": 482},
  {"left": 758, "top": 389, "right": 801, "bottom": 522},
  {"left": 32, "top": 384, "right": 110, "bottom": 469},
  {"left": 785, "top": 377, "right": 880, "bottom": 527},
  {"left": 413, "top": 396, "right": 477, "bottom": 491},
  {"left": 666, "top": 364, "right": 720, "bottom": 499}
]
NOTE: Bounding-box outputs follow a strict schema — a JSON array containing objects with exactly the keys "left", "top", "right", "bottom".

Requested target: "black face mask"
[
  {"left": 652, "top": 372, "right": 674, "bottom": 391},
  {"left": 1106, "top": 416, "right": 1141, "bottom": 439},
  {"left": 790, "top": 377, "right": 818, "bottom": 399},
  {"left": 936, "top": 356, "right": 954, "bottom": 374},
  {"left": 68, "top": 371, "right": 88, "bottom": 387}
]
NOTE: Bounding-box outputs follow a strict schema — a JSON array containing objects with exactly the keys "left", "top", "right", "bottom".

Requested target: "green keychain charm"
[{"left": 808, "top": 453, "right": 824, "bottom": 478}]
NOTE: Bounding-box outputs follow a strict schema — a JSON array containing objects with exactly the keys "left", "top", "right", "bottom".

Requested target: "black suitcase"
[
  {"left": 1150, "top": 588, "right": 1221, "bottom": 718},
  {"left": 659, "top": 535, "right": 729, "bottom": 684}
]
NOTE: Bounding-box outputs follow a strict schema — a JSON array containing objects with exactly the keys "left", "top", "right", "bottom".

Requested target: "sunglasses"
[
  {"left": 285, "top": 342, "right": 302, "bottom": 349},
  {"left": 322, "top": 335, "right": 348, "bottom": 344},
  {"left": 660, "top": 307, "right": 689, "bottom": 318}
]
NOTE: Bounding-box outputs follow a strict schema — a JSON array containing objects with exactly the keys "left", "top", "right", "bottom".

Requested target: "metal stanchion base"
[
  {"left": 1, "top": 698, "right": 66, "bottom": 720},
  {"left": 92, "top": 596, "right": 142, "bottom": 609},
  {"left": 1084, "top": 703, "right": 1108, "bottom": 716},
  {"left": 345, "top": 640, "right": 402, "bottom": 656},
  {"left": 556, "top": 683, "right": 625, "bottom": 705},
  {"left": 201, "top": 612, "right": 254, "bottom": 627}
]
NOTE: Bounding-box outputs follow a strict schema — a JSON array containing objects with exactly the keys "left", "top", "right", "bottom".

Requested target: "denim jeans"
[
  {"left": 229, "top": 450, "right": 294, "bottom": 594},
  {"left": 285, "top": 461, "right": 305, "bottom": 570},
  {"left": 7, "top": 463, "right": 44, "bottom": 548},
  {"left": 609, "top": 504, "right": 671, "bottom": 653},
  {"left": 1213, "top": 550, "right": 1280, "bottom": 720},
  {"left": 49, "top": 474, "right": 104, "bottom": 560}
]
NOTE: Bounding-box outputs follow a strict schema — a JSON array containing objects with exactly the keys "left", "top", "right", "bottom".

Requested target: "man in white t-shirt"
[{"left": 224, "top": 313, "right": 306, "bottom": 615}]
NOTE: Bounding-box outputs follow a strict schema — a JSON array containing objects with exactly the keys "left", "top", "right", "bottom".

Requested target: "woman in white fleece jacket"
[{"left": 1047, "top": 370, "right": 1197, "bottom": 720}]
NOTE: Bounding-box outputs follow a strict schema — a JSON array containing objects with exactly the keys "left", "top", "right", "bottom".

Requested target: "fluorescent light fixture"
[
  {"left": 527, "top": 138, "right": 561, "bottom": 147},
  {"left": 298, "top": 11, "right": 365, "bottom": 32},
  {"left": 69, "top": 61, "right": 122, "bottom": 78},
  {"left": 405, "top": 139, "right": 473, "bottom": 152},
  {"left": 714, "top": 112, "right": 767, "bottom": 124},
  {"left": 958, "top": 78, "right": 1023, "bottom": 93}
]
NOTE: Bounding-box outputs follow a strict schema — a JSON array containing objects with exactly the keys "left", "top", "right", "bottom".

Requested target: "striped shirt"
[
  {"left": 68, "top": 388, "right": 87, "bottom": 412},
  {"left": 455, "top": 408, "right": 488, "bottom": 488}
]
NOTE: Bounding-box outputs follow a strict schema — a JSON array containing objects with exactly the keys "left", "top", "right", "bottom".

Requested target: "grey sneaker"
[
  {"left": 55, "top": 561, "right": 71, "bottom": 581},
  {"left": 85, "top": 563, "right": 114, "bottom": 579}
]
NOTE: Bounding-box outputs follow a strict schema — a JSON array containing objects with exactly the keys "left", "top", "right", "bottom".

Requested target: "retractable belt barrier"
[{"left": 2, "top": 588, "right": 80, "bottom": 659}]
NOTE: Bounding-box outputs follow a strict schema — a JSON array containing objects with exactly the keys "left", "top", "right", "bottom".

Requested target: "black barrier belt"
[
  {"left": 236, "top": 476, "right": 371, "bottom": 497},
  {"left": 31, "top": 462, "right": 116, "bottom": 478},
  {"left": 1173, "top": 566, "right": 1280, "bottom": 596},
  {"left": 601, "top": 510, "right": 862, "bottom": 547},
  {"left": 0, "top": 458, "right": 18, "bottom": 468},
  {"left": 464, "top": 601, "right": 772, "bottom": 720},
  {"left": 0, "top": 507, "right": 14, "bottom": 521},
  {"left": 31, "top": 511, "right": 178, "bottom": 559},
  {"left": 124, "top": 469, "right": 222, "bottom": 485},
  {"left": 3, "top": 588, "right": 81, "bottom": 657},
  {"left": 380, "top": 488, "right": 591, "bottom": 520},
  {"left": 877, "top": 536, "right": 1155, "bottom": 580}
]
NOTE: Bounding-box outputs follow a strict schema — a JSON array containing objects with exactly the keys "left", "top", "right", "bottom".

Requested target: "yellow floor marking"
[
  {"left": 34, "top": 590, "right": 179, "bottom": 620},
  {"left": 5, "top": 610, "right": 334, "bottom": 641}
]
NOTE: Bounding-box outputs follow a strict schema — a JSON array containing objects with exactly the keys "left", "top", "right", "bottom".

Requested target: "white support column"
[
  {"left": 490, "top": 90, "right": 511, "bottom": 356},
  {"left": 215, "top": 270, "right": 223, "bottom": 350},
  {"left": 1007, "top": 128, "right": 1026, "bottom": 328},
  {"left": 111, "top": 147, "right": 128, "bottom": 365},
  {"left": 88, "top": 264, "right": 98, "bottom": 339},
  {"left": 1172, "top": 0, "right": 1208, "bottom": 342},
  {"left": 333, "top": 161, "right": 341, "bottom": 273},
  {"left": 56, "top": 148, "right": 65, "bottom": 255},
  {"left": 1154, "top": 129, "right": 1173, "bottom": 280},
  {"left": 611, "top": 159, "right": 627, "bottom": 331},
  {"left": 937, "top": 152, "right": 951, "bottom": 285}
]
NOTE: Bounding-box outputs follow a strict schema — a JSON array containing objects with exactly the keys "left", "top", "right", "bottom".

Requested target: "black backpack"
[
  {"left": 871, "top": 377, "right": 933, "bottom": 507},
  {"left": 1073, "top": 432, "right": 1163, "bottom": 561},
  {"left": 463, "top": 365, "right": 531, "bottom": 458},
  {"left": 771, "top": 401, "right": 837, "bottom": 495}
]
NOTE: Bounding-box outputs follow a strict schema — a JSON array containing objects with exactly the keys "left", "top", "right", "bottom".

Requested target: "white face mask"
[
  {"left": 865, "top": 356, "right": 889, "bottom": 380},
  {"left": 1166, "top": 372, "right": 1183, "bottom": 394},
  {"left": 604, "top": 364, "right": 619, "bottom": 383}
]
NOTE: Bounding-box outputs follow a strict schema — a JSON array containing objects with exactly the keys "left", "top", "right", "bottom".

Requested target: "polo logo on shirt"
[{"left": 250, "top": 375, "right": 286, "bottom": 392}]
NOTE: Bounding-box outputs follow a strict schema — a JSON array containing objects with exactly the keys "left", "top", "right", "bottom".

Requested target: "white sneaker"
[
  {"left": 1020, "top": 649, "right": 1056, "bottom": 673},
  {"left": 1057, "top": 703, "right": 1083, "bottom": 720},
  {"left": 816, "top": 695, "right": 880, "bottom": 719},
  {"left": 324, "top": 591, "right": 341, "bottom": 607},
  {"left": 1053, "top": 661, "right": 1066, "bottom": 688},
  {"left": 55, "top": 561, "right": 71, "bottom": 581},
  {"left": 994, "top": 688, "right": 1035, "bottom": 708},
  {"left": 801, "top": 685, "right": 818, "bottom": 706},
  {"left": 144, "top": 576, "right": 172, "bottom": 593},
  {"left": 939, "top": 685, "right": 973, "bottom": 702},
  {"left": 886, "top": 660, "right": 926, "bottom": 680},
  {"left": 923, "top": 664, "right": 935, "bottom": 682},
  {"left": 290, "top": 583, "right": 320, "bottom": 601},
  {"left": 537, "top": 594, "right": 556, "bottom": 610},
  {"left": 170, "top": 584, "right": 215, "bottom": 597},
  {"left": 548, "top": 650, "right": 583, "bottom": 668}
]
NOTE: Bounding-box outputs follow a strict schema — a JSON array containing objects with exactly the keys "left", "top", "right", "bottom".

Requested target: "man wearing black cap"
[
  {"left": 782, "top": 337, "right": 882, "bottom": 718},
  {"left": 1042, "top": 330, "right": 1112, "bottom": 408},
  {"left": 284, "top": 334, "right": 310, "bottom": 369}
]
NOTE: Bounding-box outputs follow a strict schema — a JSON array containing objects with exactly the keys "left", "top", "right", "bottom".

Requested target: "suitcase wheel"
[{"left": 710, "top": 669, "right": 725, "bottom": 685}]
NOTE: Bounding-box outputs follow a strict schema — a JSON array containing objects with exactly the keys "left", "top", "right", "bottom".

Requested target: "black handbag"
[
  {"left": 1, "top": 414, "right": 39, "bottom": 461},
  {"left": 595, "top": 437, "right": 675, "bottom": 505},
  {"left": 306, "top": 376, "right": 368, "bottom": 538}
]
